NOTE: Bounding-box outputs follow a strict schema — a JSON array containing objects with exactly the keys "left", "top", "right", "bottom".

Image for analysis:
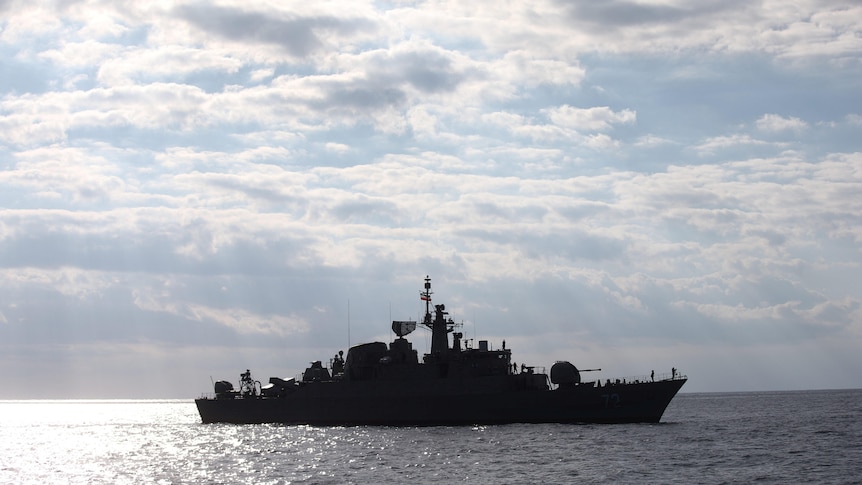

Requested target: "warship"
[{"left": 196, "top": 276, "right": 687, "bottom": 425}]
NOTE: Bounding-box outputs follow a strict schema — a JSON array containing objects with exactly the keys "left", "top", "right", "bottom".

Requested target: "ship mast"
[
  {"left": 421, "top": 275, "right": 433, "bottom": 318},
  {"left": 421, "top": 276, "right": 452, "bottom": 358}
]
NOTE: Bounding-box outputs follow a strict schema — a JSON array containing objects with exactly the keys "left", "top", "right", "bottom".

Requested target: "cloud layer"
[{"left": 1, "top": 0, "right": 861, "bottom": 397}]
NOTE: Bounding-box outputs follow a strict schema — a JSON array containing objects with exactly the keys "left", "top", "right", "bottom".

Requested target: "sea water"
[{"left": 1, "top": 389, "right": 860, "bottom": 484}]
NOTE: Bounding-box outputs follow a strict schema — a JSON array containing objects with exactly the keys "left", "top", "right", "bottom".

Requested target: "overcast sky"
[{"left": 1, "top": 0, "right": 860, "bottom": 398}]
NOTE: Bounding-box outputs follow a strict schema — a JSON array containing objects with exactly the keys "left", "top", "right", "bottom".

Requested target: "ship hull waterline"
[{"left": 195, "top": 378, "right": 686, "bottom": 425}]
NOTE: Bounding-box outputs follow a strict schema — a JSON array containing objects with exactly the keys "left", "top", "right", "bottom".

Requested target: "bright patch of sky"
[{"left": 1, "top": 0, "right": 860, "bottom": 397}]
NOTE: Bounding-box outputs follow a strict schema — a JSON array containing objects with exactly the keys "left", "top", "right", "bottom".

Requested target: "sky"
[{"left": 1, "top": 0, "right": 861, "bottom": 398}]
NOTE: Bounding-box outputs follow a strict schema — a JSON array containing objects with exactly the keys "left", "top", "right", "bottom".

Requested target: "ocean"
[{"left": 1, "top": 389, "right": 860, "bottom": 484}]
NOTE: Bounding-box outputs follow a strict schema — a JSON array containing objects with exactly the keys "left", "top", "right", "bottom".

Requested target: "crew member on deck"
[{"left": 333, "top": 351, "right": 345, "bottom": 374}]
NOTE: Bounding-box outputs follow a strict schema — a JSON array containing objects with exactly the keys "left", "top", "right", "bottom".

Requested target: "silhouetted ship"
[{"left": 196, "top": 276, "right": 687, "bottom": 425}]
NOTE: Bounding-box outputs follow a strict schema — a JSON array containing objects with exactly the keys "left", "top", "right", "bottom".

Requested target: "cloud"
[
  {"left": 634, "top": 134, "right": 675, "bottom": 148},
  {"left": 693, "top": 134, "right": 774, "bottom": 155},
  {"left": 133, "top": 287, "right": 309, "bottom": 336},
  {"left": 756, "top": 113, "right": 808, "bottom": 132},
  {"left": 0, "top": 84, "right": 215, "bottom": 147},
  {"left": 545, "top": 105, "right": 636, "bottom": 132},
  {"left": 498, "top": 51, "right": 587, "bottom": 88},
  {"left": 175, "top": 4, "right": 377, "bottom": 58},
  {"left": 557, "top": 0, "right": 743, "bottom": 28}
]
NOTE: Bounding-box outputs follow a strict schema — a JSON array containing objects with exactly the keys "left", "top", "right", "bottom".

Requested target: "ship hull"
[{"left": 195, "top": 378, "right": 686, "bottom": 425}]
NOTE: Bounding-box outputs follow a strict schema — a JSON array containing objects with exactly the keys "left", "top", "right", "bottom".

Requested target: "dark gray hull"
[{"left": 195, "top": 377, "right": 686, "bottom": 425}]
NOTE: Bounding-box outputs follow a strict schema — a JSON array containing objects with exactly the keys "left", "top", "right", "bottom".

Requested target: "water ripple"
[{"left": 1, "top": 391, "right": 861, "bottom": 484}]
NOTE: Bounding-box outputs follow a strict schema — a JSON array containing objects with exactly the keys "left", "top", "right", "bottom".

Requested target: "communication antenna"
[{"left": 473, "top": 310, "right": 477, "bottom": 343}]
